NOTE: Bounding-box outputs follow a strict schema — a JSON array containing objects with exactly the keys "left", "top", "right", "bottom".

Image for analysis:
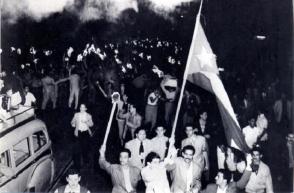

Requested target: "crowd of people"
[{"left": 0, "top": 35, "right": 292, "bottom": 193}]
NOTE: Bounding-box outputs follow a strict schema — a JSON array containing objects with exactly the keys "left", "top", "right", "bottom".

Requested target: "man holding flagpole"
[{"left": 99, "top": 146, "right": 141, "bottom": 193}]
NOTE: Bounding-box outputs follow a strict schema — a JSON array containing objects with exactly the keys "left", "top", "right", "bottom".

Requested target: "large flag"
[{"left": 186, "top": 2, "right": 250, "bottom": 153}]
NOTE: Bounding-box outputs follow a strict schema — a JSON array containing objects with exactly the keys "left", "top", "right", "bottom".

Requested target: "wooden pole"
[
  {"left": 291, "top": 0, "right": 294, "bottom": 190},
  {"left": 102, "top": 92, "right": 120, "bottom": 146},
  {"left": 166, "top": 0, "right": 204, "bottom": 156},
  {"left": 291, "top": 0, "right": 294, "bottom": 191},
  {"left": 102, "top": 102, "right": 117, "bottom": 146},
  {"left": 0, "top": 0, "right": 2, "bottom": 74}
]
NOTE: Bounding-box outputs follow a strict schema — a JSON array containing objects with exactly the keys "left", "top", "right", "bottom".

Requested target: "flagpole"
[
  {"left": 169, "top": 0, "right": 204, "bottom": 140},
  {"left": 102, "top": 92, "right": 120, "bottom": 147}
]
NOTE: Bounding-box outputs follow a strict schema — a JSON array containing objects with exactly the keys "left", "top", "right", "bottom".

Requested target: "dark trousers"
[{"left": 73, "top": 131, "right": 91, "bottom": 169}]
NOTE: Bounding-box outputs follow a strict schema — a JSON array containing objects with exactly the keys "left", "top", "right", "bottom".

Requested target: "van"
[{"left": 0, "top": 106, "right": 55, "bottom": 192}]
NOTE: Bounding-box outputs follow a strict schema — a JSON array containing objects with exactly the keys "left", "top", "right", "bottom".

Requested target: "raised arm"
[
  {"left": 55, "top": 77, "right": 69, "bottom": 85},
  {"left": 235, "top": 154, "right": 252, "bottom": 189},
  {"left": 99, "top": 145, "right": 112, "bottom": 174}
]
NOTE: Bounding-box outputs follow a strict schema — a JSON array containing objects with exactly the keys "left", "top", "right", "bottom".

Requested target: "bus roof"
[{"left": 0, "top": 106, "right": 35, "bottom": 134}]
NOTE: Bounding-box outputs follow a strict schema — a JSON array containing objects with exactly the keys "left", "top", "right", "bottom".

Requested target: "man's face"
[
  {"left": 122, "top": 94, "right": 128, "bottom": 102},
  {"left": 252, "top": 151, "right": 261, "bottom": 165},
  {"left": 80, "top": 104, "right": 87, "bottom": 112},
  {"left": 156, "top": 127, "right": 165, "bottom": 137},
  {"left": 136, "top": 130, "right": 146, "bottom": 141},
  {"left": 119, "top": 152, "right": 129, "bottom": 165},
  {"left": 66, "top": 174, "right": 80, "bottom": 188},
  {"left": 200, "top": 112, "right": 208, "bottom": 120},
  {"left": 185, "top": 126, "right": 193, "bottom": 138},
  {"left": 249, "top": 118, "right": 255, "bottom": 128},
  {"left": 215, "top": 172, "right": 224, "bottom": 186},
  {"left": 130, "top": 105, "right": 136, "bottom": 114},
  {"left": 24, "top": 87, "right": 29, "bottom": 94},
  {"left": 182, "top": 149, "right": 194, "bottom": 163}
]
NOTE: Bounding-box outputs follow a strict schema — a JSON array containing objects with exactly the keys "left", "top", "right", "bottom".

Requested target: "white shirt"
[
  {"left": 122, "top": 166, "right": 133, "bottom": 192},
  {"left": 54, "top": 185, "right": 90, "bottom": 193},
  {"left": 71, "top": 112, "right": 93, "bottom": 132},
  {"left": 216, "top": 186, "right": 228, "bottom": 193},
  {"left": 245, "top": 161, "right": 273, "bottom": 193},
  {"left": 242, "top": 125, "right": 262, "bottom": 149},
  {"left": 151, "top": 136, "right": 168, "bottom": 160},
  {"left": 147, "top": 92, "right": 159, "bottom": 105},
  {"left": 141, "top": 163, "right": 170, "bottom": 193},
  {"left": 24, "top": 92, "right": 36, "bottom": 106},
  {"left": 186, "top": 162, "right": 193, "bottom": 191}
]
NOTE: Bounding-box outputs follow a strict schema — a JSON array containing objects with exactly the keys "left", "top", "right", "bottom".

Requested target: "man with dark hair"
[
  {"left": 166, "top": 145, "right": 202, "bottom": 193},
  {"left": 99, "top": 145, "right": 141, "bottom": 193},
  {"left": 71, "top": 104, "right": 93, "bottom": 168},
  {"left": 245, "top": 146, "right": 273, "bottom": 193},
  {"left": 125, "top": 128, "right": 153, "bottom": 169},
  {"left": 200, "top": 159, "right": 252, "bottom": 193},
  {"left": 125, "top": 104, "right": 142, "bottom": 139},
  {"left": 182, "top": 125, "right": 208, "bottom": 171},
  {"left": 151, "top": 125, "right": 169, "bottom": 160},
  {"left": 54, "top": 168, "right": 90, "bottom": 193}
]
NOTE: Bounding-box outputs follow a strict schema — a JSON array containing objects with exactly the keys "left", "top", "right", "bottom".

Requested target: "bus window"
[
  {"left": 32, "top": 131, "right": 47, "bottom": 153},
  {"left": 0, "top": 150, "right": 13, "bottom": 184},
  {"left": 13, "top": 138, "right": 30, "bottom": 166}
]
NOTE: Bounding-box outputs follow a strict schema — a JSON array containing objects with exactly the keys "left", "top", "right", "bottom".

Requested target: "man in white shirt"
[
  {"left": 242, "top": 118, "right": 263, "bottom": 149},
  {"left": 54, "top": 168, "right": 90, "bottom": 193},
  {"left": 24, "top": 86, "right": 36, "bottom": 107},
  {"left": 125, "top": 128, "right": 153, "bottom": 169},
  {"left": 151, "top": 126, "right": 169, "bottom": 160},
  {"left": 245, "top": 146, "right": 273, "bottom": 193},
  {"left": 181, "top": 125, "right": 208, "bottom": 171},
  {"left": 166, "top": 145, "right": 202, "bottom": 193},
  {"left": 71, "top": 104, "right": 93, "bottom": 168}
]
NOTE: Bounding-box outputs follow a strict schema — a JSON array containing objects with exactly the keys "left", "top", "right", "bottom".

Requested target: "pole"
[
  {"left": 166, "top": 0, "right": 204, "bottom": 157},
  {"left": 102, "top": 102, "right": 117, "bottom": 146},
  {"left": 169, "top": 0, "right": 204, "bottom": 139},
  {"left": 102, "top": 92, "right": 120, "bottom": 146},
  {"left": 0, "top": 0, "right": 2, "bottom": 73},
  {"left": 291, "top": 0, "right": 294, "bottom": 191},
  {"left": 291, "top": 0, "right": 294, "bottom": 190}
]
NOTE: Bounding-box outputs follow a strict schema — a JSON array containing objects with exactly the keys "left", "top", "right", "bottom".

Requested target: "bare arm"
[{"left": 55, "top": 77, "right": 69, "bottom": 84}]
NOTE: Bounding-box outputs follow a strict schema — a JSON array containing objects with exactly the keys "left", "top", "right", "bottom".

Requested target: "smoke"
[
  {"left": 141, "top": 0, "right": 198, "bottom": 22},
  {"left": 1, "top": 0, "right": 74, "bottom": 23},
  {"left": 79, "top": 0, "right": 138, "bottom": 22},
  {"left": 1, "top": 0, "right": 138, "bottom": 24},
  {"left": 148, "top": 0, "right": 196, "bottom": 11}
]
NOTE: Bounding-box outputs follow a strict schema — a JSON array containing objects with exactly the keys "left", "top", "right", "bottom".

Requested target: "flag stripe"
[{"left": 188, "top": 72, "right": 250, "bottom": 153}]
